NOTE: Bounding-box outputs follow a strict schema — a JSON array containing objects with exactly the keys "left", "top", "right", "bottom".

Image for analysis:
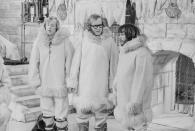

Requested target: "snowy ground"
[{"left": 7, "top": 113, "right": 193, "bottom": 131}]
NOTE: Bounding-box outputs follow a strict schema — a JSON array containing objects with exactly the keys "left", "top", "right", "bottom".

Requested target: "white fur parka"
[
  {"left": 67, "top": 28, "right": 118, "bottom": 113},
  {"left": 113, "top": 35, "right": 154, "bottom": 130},
  {"left": 29, "top": 27, "right": 74, "bottom": 98}
]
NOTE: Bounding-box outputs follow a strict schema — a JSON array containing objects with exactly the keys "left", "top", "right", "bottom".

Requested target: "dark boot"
[
  {"left": 95, "top": 123, "right": 107, "bottom": 131},
  {"left": 32, "top": 114, "right": 46, "bottom": 131},
  {"left": 78, "top": 122, "right": 89, "bottom": 131}
]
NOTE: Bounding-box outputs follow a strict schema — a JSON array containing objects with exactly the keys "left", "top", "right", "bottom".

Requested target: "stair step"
[
  {"left": 10, "top": 85, "right": 35, "bottom": 97},
  {"left": 16, "top": 95, "right": 40, "bottom": 108},
  {"left": 24, "top": 107, "right": 42, "bottom": 122},
  {"left": 5, "top": 65, "right": 28, "bottom": 76},
  {"left": 11, "top": 75, "right": 29, "bottom": 86}
]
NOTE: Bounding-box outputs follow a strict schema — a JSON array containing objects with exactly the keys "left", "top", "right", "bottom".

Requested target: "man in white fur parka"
[
  {"left": 29, "top": 17, "right": 74, "bottom": 131},
  {"left": 112, "top": 24, "right": 154, "bottom": 131},
  {"left": 67, "top": 14, "right": 119, "bottom": 131}
]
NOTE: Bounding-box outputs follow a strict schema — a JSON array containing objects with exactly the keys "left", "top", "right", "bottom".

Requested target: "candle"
[
  {"left": 30, "top": 5, "right": 35, "bottom": 15},
  {"left": 30, "top": 5, "right": 35, "bottom": 22},
  {"left": 43, "top": 6, "right": 47, "bottom": 16}
]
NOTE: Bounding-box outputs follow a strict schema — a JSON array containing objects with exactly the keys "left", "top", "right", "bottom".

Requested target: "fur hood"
[
  {"left": 120, "top": 34, "right": 147, "bottom": 53},
  {"left": 36, "top": 26, "right": 70, "bottom": 47}
]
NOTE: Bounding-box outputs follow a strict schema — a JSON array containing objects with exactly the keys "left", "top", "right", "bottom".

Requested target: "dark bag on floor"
[{"left": 32, "top": 114, "right": 46, "bottom": 131}]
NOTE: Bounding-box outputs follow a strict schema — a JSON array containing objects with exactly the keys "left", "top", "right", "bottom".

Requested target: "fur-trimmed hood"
[
  {"left": 120, "top": 34, "right": 147, "bottom": 53},
  {"left": 36, "top": 26, "right": 70, "bottom": 46}
]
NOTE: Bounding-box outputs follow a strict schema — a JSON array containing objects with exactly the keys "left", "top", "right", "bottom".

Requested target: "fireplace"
[
  {"left": 175, "top": 54, "right": 195, "bottom": 105},
  {"left": 152, "top": 50, "right": 195, "bottom": 116}
]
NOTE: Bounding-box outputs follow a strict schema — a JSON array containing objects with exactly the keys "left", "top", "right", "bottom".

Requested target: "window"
[{"left": 22, "top": 0, "right": 49, "bottom": 23}]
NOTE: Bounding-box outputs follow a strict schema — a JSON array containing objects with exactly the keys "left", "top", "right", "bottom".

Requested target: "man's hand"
[{"left": 68, "top": 88, "right": 77, "bottom": 94}]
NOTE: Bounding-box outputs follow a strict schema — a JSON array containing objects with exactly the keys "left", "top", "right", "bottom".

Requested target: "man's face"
[
  {"left": 90, "top": 18, "right": 103, "bottom": 36},
  {"left": 45, "top": 20, "right": 57, "bottom": 36},
  {"left": 119, "top": 31, "right": 126, "bottom": 45}
]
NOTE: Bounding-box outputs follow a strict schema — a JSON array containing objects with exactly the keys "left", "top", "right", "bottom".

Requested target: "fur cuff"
[
  {"left": 122, "top": 112, "right": 146, "bottom": 130},
  {"left": 143, "top": 109, "right": 153, "bottom": 123},
  {"left": 108, "top": 93, "right": 117, "bottom": 106},
  {"left": 66, "top": 78, "right": 78, "bottom": 89},
  {"left": 72, "top": 96, "right": 114, "bottom": 113},
  {"left": 126, "top": 103, "right": 142, "bottom": 115}
]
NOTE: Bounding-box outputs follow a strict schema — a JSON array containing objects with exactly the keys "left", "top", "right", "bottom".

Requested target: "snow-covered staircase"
[
  {"left": 6, "top": 65, "right": 42, "bottom": 122},
  {"left": 5, "top": 64, "right": 76, "bottom": 123}
]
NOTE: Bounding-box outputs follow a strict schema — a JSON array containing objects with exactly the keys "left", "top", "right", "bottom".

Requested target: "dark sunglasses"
[{"left": 90, "top": 24, "right": 103, "bottom": 29}]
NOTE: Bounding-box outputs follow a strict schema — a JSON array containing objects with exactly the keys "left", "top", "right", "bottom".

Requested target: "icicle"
[{"left": 147, "top": 0, "right": 158, "bottom": 17}]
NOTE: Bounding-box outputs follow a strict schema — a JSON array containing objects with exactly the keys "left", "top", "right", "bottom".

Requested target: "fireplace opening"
[{"left": 152, "top": 50, "right": 195, "bottom": 116}]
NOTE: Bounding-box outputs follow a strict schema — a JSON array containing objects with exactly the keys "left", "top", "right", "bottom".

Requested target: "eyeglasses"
[{"left": 90, "top": 24, "right": 103, "bottom": 29}]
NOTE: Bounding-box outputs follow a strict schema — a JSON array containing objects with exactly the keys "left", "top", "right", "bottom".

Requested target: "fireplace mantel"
[{"left": 147, "top": 38, "right": 195, "bottom": 66}]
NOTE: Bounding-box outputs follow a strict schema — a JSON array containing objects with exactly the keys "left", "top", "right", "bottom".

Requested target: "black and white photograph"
[{"left": 0, "top": 0, "right": 195, "bottom": 131}]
